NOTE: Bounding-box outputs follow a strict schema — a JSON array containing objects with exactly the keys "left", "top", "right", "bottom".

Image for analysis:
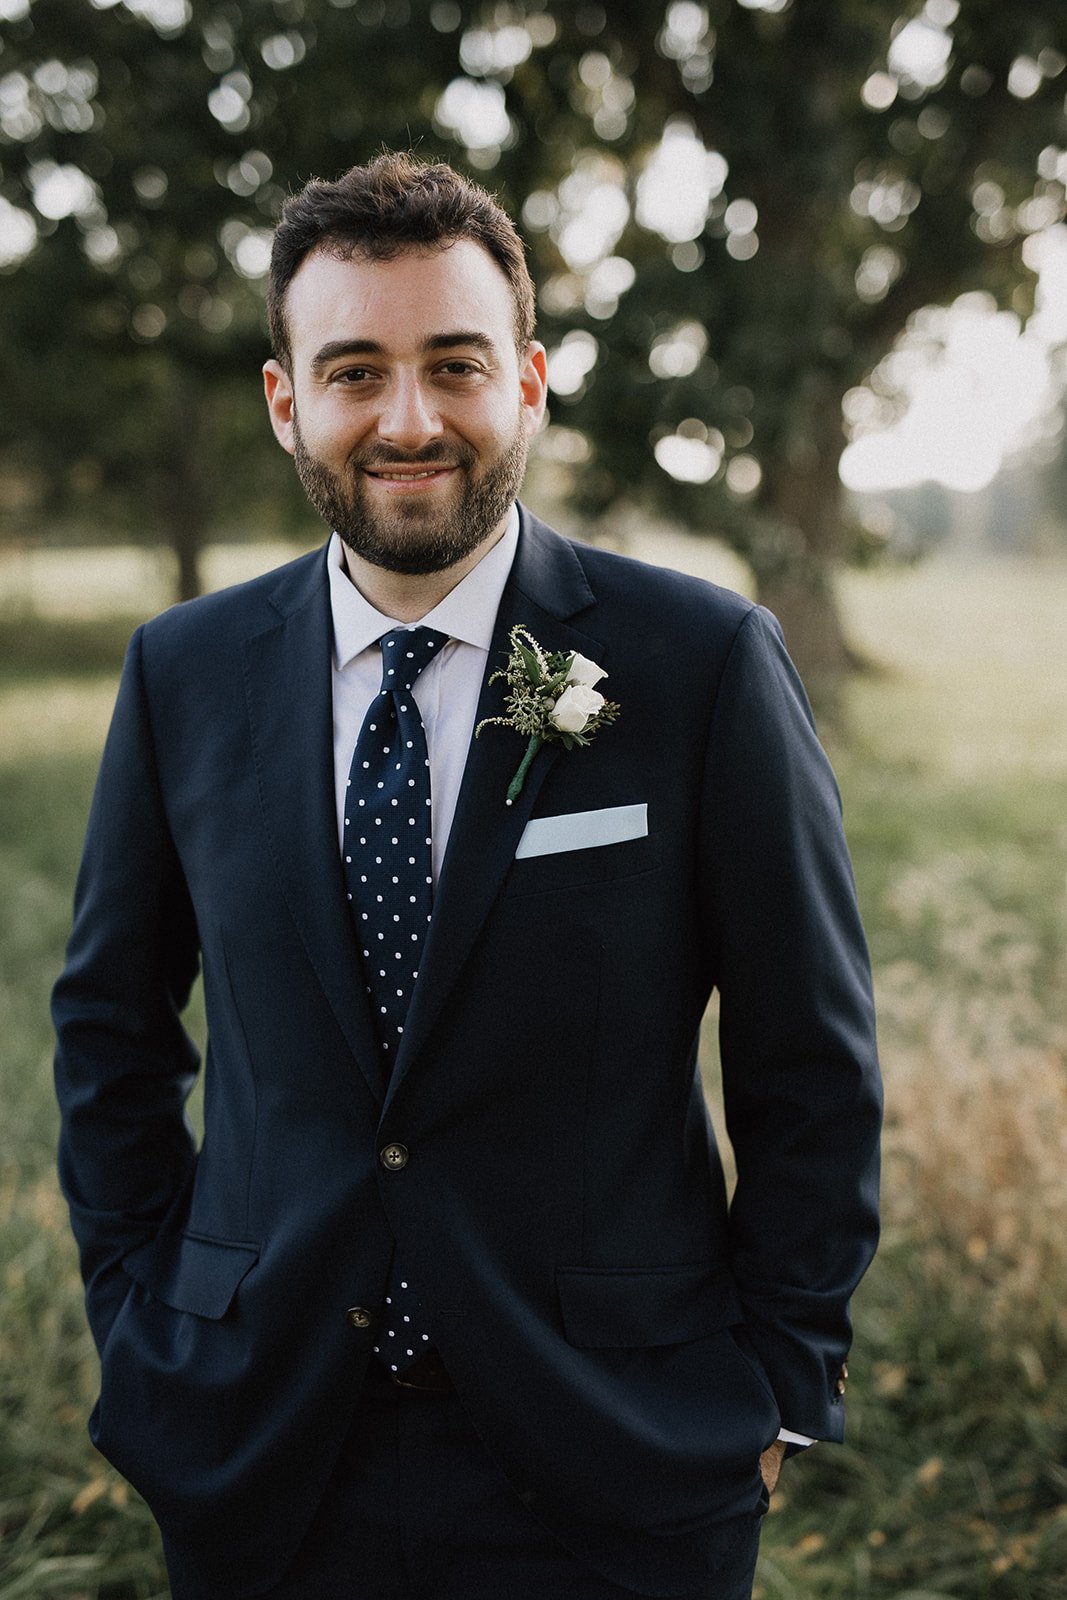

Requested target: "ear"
[
  {"left": 519, "top": 342, "right": 548, "bottom": 439},
  {"left": 263, "top": 360, "right": 296, "bottom": 456}
]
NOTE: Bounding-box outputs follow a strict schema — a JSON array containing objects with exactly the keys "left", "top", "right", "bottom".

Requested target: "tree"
[
  {"left": 3, "top": 0, "right": 1066, "bottom": 699},
  {"left": 485, "top": 0, "right": 1067, "bottom": 703}
]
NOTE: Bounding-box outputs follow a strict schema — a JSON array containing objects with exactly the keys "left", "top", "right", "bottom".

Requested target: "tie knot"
[{"left": 378, "top": 627, "right": 449, "bottom": 694}]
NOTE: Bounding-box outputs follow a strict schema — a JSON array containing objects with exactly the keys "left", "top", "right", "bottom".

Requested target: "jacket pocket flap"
[
  {"left": 122, "top": 1232, "right": 259, "bottom": 1319},
  {"left": 557, "top": 1263, "right": 743, "bottom": 1349}
]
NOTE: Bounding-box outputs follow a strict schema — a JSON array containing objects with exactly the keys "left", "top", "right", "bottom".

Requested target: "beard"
[{"left": 291, "top": 411, "right": 529, "bottom": 576}]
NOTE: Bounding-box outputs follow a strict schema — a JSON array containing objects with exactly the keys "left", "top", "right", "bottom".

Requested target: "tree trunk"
[
  {"left": 158, "top": 371, "right": 209, "bottom": 604},
  {"left": 753, "top": 410, "right": 853, "bottom": 725}
]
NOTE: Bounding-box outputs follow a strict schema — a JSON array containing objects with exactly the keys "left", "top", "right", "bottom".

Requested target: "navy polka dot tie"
[{"left": 343, "top": 626, "right": 448, "bottom": 1373}]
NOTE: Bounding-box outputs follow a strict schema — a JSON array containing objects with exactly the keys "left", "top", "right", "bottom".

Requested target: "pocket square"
[{"left": 515, "top": 803, "right": 648, "bottom": 860}]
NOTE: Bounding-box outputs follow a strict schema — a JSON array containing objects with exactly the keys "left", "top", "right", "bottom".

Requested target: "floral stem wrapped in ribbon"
[{"left": 476, "top": 625, "right": 620, "bottom": 805}]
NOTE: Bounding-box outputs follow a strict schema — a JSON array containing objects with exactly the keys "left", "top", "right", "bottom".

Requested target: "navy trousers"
[{"left": 167, "top": 1359, "right": 764, "bottom": 1600}]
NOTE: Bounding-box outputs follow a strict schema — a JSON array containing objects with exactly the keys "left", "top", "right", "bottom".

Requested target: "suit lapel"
[
  {"left": 243, "top": 554, "right": 387, "bottom": 1104},
  {"left": 387, "top": 512, "right": 604, "bottom": 1100}
]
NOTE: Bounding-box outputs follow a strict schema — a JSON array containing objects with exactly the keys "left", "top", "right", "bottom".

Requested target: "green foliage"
[{"left": 3, "top": 0, "right": 1067, "bottom": 649}]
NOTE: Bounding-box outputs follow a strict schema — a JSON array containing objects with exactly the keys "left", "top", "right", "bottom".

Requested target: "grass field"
[{"left": 1, "top": 540, "right": 1066, "bottom": 1598}]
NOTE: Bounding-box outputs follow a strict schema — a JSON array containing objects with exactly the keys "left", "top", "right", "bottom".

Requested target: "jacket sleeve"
[
  {"left": 698, "top": 606, "right": 882, "bottom": 1442},
  {"left": 52, "top": 624, "right": 201, "bottom": 1354}
]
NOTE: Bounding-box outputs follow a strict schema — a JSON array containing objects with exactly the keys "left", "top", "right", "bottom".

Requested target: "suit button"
[
  {"left": 380, "top": 1143, "right": 409, "bottom": 1170},
  {"left": 345, "top": 1306, "right": 372, "bottom": 1330}
]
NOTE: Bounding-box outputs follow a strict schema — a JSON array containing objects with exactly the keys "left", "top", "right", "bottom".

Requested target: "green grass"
[{"left": 2, "top": 546, "right": 1066, "bottom": 1597}]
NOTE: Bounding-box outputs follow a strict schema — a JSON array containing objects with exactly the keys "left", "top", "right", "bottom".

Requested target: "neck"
[{"left": 338, "top": 523, "right": 507, "bottom": 623}]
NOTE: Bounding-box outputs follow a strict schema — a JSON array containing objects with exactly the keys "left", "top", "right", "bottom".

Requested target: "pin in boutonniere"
[{"left": 476, "top": 625, "right": 620, "bottom": 805}]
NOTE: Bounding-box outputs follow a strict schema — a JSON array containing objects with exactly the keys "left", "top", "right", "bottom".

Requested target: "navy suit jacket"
[{"left": 53, "top": 507, "right": 881, "bottom": 1596}]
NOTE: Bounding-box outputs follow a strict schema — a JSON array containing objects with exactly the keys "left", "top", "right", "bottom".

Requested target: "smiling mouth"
[{"left": 364, "top": 465, "right": 457, "bottom": 481}]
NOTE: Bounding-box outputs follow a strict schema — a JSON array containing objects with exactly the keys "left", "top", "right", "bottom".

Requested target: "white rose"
[
  {"left": 550, "top": 683, "right": 605, "bottom": 734},
  {"left": 567, "top": 652, "right": 607, "bottom": 689}
]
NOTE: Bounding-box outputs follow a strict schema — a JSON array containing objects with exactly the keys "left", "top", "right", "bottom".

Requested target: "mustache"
[{"left": 350, "top": 442, "right": 474, "bottom": 471}]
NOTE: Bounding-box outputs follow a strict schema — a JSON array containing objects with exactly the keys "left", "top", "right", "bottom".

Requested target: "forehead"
[{"left": 284, "top": 239, "right": 519, "bottom": 364}]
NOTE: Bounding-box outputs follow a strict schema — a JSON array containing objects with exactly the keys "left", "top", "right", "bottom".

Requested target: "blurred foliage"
[{"left": 2, "top": 0, "right": 1067, "bottom": 690}]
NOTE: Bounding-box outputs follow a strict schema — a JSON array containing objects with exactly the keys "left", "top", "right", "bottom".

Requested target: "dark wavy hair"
[{"left": 267, "top": 151, "right": 536, "bottom": 371}]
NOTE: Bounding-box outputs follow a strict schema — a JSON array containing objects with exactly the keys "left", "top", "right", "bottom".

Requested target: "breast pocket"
[{"left": 505, "top": 830, "right": 659, "bottom": 898}]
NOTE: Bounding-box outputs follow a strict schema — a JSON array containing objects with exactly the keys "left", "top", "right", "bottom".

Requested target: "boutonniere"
[{"left": 476, "top": 625, "right": 620, "bottom": 804}]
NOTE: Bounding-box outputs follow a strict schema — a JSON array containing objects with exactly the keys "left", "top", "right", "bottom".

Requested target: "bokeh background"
[{"left": 2, "top": 2, "right": 1067, "bottom": 1595}]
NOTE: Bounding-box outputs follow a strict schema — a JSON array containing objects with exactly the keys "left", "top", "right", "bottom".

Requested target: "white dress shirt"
[
  {"left": 327, "top": 505, "right": 519, "bottom": 885},
  {"left": 326, "top": 504, "right": 813, "bottom": 1451}
]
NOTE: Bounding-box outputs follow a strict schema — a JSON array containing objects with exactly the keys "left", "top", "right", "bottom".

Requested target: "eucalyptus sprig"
[{"left": 476, "top": 625, "right": 620, "bottom": 804}]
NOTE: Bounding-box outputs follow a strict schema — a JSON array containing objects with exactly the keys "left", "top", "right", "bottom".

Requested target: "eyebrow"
[{"left": 309, "top": 331, "right": 498, "bottom": 373}]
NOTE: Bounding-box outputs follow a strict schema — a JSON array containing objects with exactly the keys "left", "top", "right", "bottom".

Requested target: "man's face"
[{"left": 263, "top": 240, "right": 547, "bottom": 576}]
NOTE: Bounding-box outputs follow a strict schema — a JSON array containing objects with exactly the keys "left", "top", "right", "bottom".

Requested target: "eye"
[
  {"left": 437, "top": 359, "right": 482, "bottom": 378},
  {"left": 333, "top": 366, "right": 376, "bottom": 384}
]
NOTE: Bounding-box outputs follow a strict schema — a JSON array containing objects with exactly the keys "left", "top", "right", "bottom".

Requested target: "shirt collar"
[{"left": 327, "top": 504, "right": 519, "bottom": 670}]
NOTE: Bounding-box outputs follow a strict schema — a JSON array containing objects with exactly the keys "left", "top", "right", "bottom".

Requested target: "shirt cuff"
[{"left": 777, "top": 1427, "right": 815, "bottom": 1448}]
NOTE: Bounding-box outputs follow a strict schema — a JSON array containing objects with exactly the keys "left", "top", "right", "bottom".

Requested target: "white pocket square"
[{"left": 515, "top": 803, "right": 648, "bottom": 860}]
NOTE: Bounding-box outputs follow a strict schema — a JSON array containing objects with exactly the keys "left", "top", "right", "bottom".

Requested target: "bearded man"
[{"left": 54, "top": 152, "right": 881, "bottom": 1600}]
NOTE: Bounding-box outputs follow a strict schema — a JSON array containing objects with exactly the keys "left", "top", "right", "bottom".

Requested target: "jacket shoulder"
[
  {"left": 137, "top": 543, "right": 327, "bottom": 658},
  {"left": 520, "top": 506, "right": 755, "bottom": 634}
]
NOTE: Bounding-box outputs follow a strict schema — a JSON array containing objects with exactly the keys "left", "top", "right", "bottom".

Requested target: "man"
[{"left": 53, "top": 153, "right": 881, "bottom": 1600}]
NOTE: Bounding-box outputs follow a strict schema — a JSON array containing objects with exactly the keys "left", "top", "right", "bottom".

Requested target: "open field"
[{"left": 2, "top": 540, "right": 1066, "bottom": 1598}]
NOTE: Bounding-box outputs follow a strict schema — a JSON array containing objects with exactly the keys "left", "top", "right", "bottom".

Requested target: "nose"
[{"left": 376, "top": 373, "right": 443, "bottom": 451}]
